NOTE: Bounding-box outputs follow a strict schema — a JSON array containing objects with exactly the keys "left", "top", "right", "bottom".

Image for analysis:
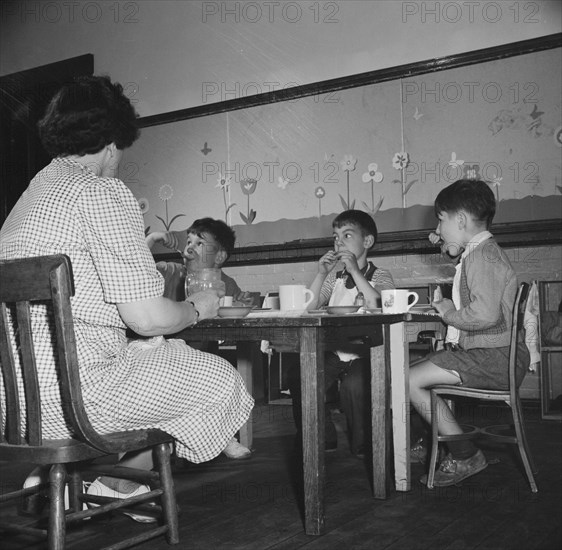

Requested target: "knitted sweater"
[{"left": 442, "top": 238, "right": 517, "bottom": 350}]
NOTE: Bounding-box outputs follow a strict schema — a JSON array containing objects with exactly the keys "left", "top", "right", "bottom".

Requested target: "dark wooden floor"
[{"left": 1, "top": 401, "right": 561, "bottom": 550}]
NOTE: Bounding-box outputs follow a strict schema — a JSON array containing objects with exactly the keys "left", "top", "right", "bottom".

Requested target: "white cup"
[
  {"left": 381, "top": 289, "right": 419, "bottom": 313},
  {"left": 219, "top": 296, "right": 233, "bottom": 307},
  {"left": 279, "top": 285, "right": 314, "bottom": 311},
  {"left": 262, "top": 292, "right": 280, "bottom": 309}
]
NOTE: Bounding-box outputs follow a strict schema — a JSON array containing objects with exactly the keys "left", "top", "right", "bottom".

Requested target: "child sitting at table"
[
  {"left": 147, "top": 218, "right": 253, "bottom": 460},
  {"left": 146, "top": 217, "right": 252, "bottom": 305},
  {"left": 287, "top": 209, "right": 395, "bottom": 456},
  {"left": 409, "top": 179, "right": 529, "bottom": 486}
]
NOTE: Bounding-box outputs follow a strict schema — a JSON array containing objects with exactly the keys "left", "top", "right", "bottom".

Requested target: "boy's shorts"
[{"left": 427, "top": 342, "right": 529, "bottom": 390}]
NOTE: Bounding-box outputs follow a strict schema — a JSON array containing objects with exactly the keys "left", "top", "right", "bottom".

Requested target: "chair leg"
[
  {"left": 48, "top": 464, "right": 67, "bottom": 550},
  {"left": 426, "top": 390, "right": 440, "bottom": 489},
  {"left": 68, "top": 468, "right": 83, "bottom": 512},
  {"left": 511, "top": 402, "right": 539, "bottom": 493},
  {"left": 155, "top": 443, "right": 180, "bottom": 544}
]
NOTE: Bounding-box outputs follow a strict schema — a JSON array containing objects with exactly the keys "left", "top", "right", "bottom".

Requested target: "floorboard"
[{"left": 1, "top": 402, "right": 560, "bottom": 550}]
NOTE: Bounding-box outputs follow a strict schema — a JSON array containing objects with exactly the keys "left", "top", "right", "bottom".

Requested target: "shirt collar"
[
  {"left": 461, "top": 230, "right": 493, "bottom": 260},
  {"left": 337, "top": 261, "right": 376, "bottom": 289}
]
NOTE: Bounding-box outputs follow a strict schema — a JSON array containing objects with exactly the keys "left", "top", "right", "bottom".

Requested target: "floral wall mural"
[{"left": 124, "top": 48, "right": 561, "bottom": 249}]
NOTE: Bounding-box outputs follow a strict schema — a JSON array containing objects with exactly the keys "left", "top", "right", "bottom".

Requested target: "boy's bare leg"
[{"left": 409, "top": 360, "right": 463, "bottom": 437}]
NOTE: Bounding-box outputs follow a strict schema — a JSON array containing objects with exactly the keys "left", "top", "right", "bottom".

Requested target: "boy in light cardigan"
[{"left": 409, "top": 179, "right": 529, "bottom": 486}]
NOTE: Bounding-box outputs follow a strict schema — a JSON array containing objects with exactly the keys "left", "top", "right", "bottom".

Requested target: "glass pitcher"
[{"left": 185, "top": 268, "right": 225, "bottom": 297}]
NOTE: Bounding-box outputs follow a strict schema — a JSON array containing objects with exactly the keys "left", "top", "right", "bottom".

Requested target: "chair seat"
[
  {"left": 433, "top": 384, "right": 510, "bottom": 401},
  {"left": 0, "top": 429, "right": 172, "bottom": 464}
]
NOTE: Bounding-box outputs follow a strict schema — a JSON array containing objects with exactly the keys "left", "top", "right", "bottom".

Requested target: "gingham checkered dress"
[{"left": 0, "top": 157, "right": 254, "bottom": 463}]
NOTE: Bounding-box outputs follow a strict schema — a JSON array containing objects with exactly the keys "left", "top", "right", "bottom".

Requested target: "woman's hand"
[
  {"left": 188, "top": 291, "right": 221, "bottom": 320},
  {"left": 234, "top": 290, "right": 254, "bottom": 306},
  {"left": 318, "top": 250, "right": 338, "bottom": 275}
]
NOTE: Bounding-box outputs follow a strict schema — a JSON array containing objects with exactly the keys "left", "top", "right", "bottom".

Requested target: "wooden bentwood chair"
[
  {"left": 0, "top": 255, "right": 179, "bottom": 549},
  {"left": 427, "top": 282, "right": 539, "bottom": 492}
]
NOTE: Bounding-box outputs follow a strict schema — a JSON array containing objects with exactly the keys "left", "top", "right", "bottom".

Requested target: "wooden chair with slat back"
[
  {"left": 0, "top": 254, "right": 179, "bottom": 549},
  {"left": 426, "top": 282, "right": 538, "bottom": 492}
]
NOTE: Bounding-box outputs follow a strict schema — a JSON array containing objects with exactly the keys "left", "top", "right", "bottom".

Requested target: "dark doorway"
[{"left": 0, "top": 54, "right": 94, "bottom": 225}]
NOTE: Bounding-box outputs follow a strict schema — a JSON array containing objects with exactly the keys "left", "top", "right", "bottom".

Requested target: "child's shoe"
[
  {"left": 410, "top": 437, "right": 428, "bottom": 464},
  {"left": 420, "top": 450, "right": 488, "bottom": 487}
]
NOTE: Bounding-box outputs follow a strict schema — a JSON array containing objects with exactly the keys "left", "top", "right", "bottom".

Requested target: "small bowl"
[
  {"left": 326, "top": 305, "right": 361, "bottom": 315},
  {"left": 217, "top": 306, "right": 253, "bottom": 318}
]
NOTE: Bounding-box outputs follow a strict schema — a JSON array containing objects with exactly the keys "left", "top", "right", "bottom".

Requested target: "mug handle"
[
  {"left": 406, "top": 292, "right": 419, "bottom": 310},
  {"left": 303, "top": 289, "right": 315, "bottom": 309}
]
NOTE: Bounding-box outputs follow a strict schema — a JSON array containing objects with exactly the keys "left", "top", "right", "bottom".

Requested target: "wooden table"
[{"left": 173, "top": 311, "right": 442, "bottom": 535}]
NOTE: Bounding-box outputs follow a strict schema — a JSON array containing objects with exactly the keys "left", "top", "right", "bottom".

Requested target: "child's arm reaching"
[{"left": 146, "top": 231, "right": 180, "bottom": 251}]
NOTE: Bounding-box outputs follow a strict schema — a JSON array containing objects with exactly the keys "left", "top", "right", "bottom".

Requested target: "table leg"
[
  {"left": 236, "top": 341, "right": 254, "bottom": 449},
  {"left": 371, "top": 325, "right": 392, "bottom": 499},
  {"left": 389, "top": 322, "right": 411, "bottom": 492},
  {"left": 300, "top": 327, "right": 325, "bottom": 536}
]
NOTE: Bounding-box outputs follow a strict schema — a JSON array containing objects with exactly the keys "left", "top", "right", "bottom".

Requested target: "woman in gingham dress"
[{"left": 0, "top": 76, "right": 253, "bottom": 506}]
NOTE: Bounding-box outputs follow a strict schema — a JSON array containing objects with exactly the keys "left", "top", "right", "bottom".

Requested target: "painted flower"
[
  {"left": 490, "top": 176, "right": 503, "bottom": 188},
  {"left": 216, "top": 173, "right": 232, "bottom": 189},
  {"left": 392, "top": 152, "right": 409, "bottom": 170},
  {"left": 315, "top": 186, "right": 326, "bottom": 199},
  {"left": 339, "top": 154, "right": 357, "bottom": 172},
  {"left": 155, "top": 184, "right": 185, "bottom": 230},
  {"left": 448, "top": 152, "right": 465, "bottom": 168},
  {"left": 240, "top": 178, "right": 257, "bottom": 195},
  {"left": 278, "top": 177, "right": 289, "bottom": 190},
  {"left": 362, "top": 163, "right": 383, "bottom": 184},
  {"left": 159, "top": 184, "right": 173, "bottom": 201},
  {"left": 137, "top": 197, "right": 150, "bottom": 215}
]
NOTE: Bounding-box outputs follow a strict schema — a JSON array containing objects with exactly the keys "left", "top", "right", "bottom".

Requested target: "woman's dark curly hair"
[{"left": 38, "top": 75, "right": 140, "bottom": 157}]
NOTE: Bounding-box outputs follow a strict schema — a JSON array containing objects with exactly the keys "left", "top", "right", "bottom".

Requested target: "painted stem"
[
  {"left": 371, "top": 180, "right": 375, "bottom": 211},
  {"left": 401, "top": 169, "right": 406, "bottom": 209},
  {"left": 346, "top": 172, "right": 350, "bottom": 206}
]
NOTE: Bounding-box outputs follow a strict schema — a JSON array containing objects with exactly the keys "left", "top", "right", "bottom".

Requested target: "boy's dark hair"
[
  {"left": 38, "top": 75, "right": 140, "bottom": 157},
  {"left": 434, "top": 179, "right": 496, "bottom": 228},
  {"left": 187, "top": 218, "right": 236, "bottom": 258},
  {"left": 332, "top": 210, "right": 378, "bottom": 249}
]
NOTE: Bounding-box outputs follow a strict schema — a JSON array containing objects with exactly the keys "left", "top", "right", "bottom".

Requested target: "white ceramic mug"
[
  {"left": 381, "top": 289, "right": 419, "bottom": 313},
  {"left": 279, "top": 285, "right": 314, "bottom": 311},
  {"left": 262, "top": 291, "right": 280, "bottom": 309}
]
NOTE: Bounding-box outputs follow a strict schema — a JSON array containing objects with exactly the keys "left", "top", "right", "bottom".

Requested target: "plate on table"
[
  {"left": 326, "top": 305, "right": 361, "bottom": 315},
  {"left": 217, "top": 306, "right": 254, "bottom": 318}
]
